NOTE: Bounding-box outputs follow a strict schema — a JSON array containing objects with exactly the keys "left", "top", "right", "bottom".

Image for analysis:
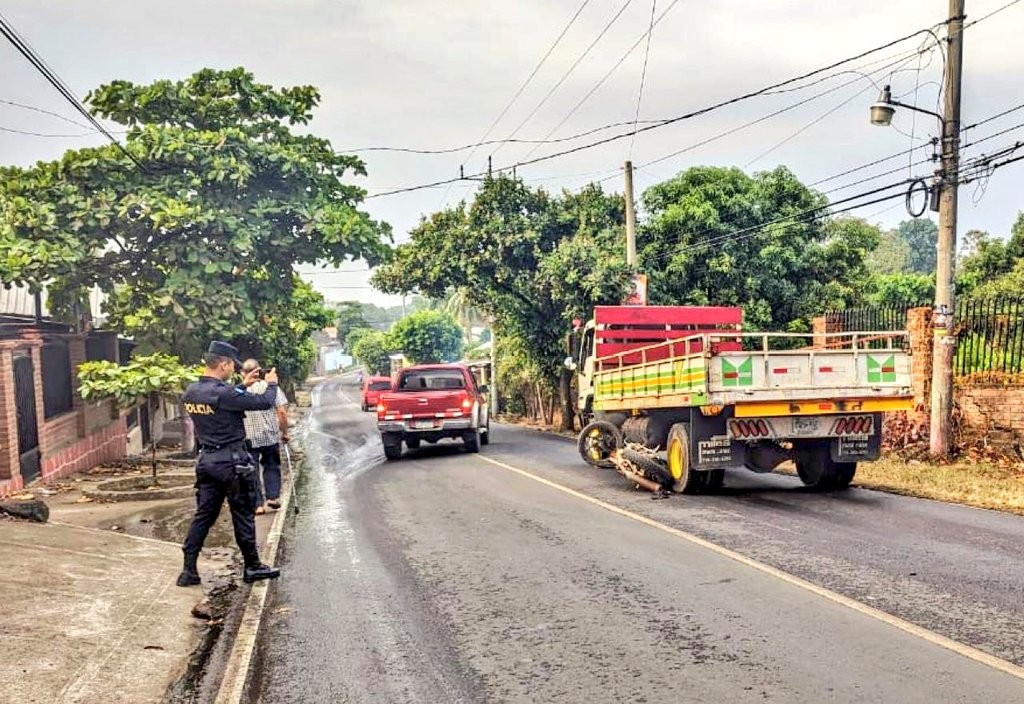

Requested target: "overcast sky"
[{"left": 2, "top": 0, "right": 1022, "bottom": 307}]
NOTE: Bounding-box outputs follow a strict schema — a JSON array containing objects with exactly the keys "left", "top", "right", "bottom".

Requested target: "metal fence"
[
  {"left": 955, "top": 297, "right": 1024, "bottom": 376},
  {"left": 831, "top": 302, "right": 926, "bottom": 333},
  {"left": 41, "top": 340, "right": 74, "bottom": 418}
]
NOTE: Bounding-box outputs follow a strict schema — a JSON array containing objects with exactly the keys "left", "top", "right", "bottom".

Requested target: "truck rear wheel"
[
  {"left": 383, "top": 434, "right": 403, "bottom": 461},
  {"left": 795, "top": 446, "right": 854, "bottom": 490},
  {"left": 578, "top": 421, "right": 622, "bottom": 468},
  {"left": 464, "top": 428, "right": 482, "bottom": 453},
  {"left": 667, "top": 424, "right": 706, "bottom": 494}
]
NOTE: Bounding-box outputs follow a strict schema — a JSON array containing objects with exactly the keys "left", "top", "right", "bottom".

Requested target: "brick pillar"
[
  {"left": 812, "top": 314, "right": 842, "bottom": 349},
  {"left": 68, "top": 334, "right": 87, "bottom": 438},
  {"left": 906, "top": 307, "right": 934, "bottom": 418},
  {"left": 0, "top": 346, "right": 19, "bottom": 481}
]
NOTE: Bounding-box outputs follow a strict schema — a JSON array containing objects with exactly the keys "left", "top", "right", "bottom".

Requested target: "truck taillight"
[
  {"left": 461, "top": 395, "right": 473, "bottom": 410},
  {"left": 376, "top": 402, "right": 386, "bottom": 414}
]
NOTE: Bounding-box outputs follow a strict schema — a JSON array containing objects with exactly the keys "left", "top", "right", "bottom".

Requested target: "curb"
[{"left": 213, "top": 453, "right": 299, "bottom": 704}]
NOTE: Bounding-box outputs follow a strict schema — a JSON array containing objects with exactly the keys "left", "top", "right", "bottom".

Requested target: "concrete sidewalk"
[
  {"left": 0, "top": 520, "right": 207, "bottom": 704},
  {"left": 0, "top": 466, "right": 289, "bottom": 704}
]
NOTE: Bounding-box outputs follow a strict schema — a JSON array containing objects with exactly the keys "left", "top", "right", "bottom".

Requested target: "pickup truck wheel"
[
  {"left": 464, "top": 428, "right": 482, "bottom": 453},
  {"left": 382, "top": 434, "right": 403, "bottom": 461},
  {"left": 480, "top": 421, "right": 491, "bottom": 446},
  {"left": 667, "top": 424, "right": 706, "bottom": 494},
  {"left": 578, "top": 421, "right": 622, "bottom": 469},
  {"left": 405, "top": 437, "right": 421, "bottom": 450},
  {"left": 795, "top": 446, "right": 840, "bottom": 490}
]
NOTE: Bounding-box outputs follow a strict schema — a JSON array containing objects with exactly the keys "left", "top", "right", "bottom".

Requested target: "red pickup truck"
[{"left": 376, "top": 364, "right": 490, "bottom": 460}]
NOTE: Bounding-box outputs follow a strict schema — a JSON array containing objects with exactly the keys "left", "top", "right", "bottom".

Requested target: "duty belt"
[{"left": 197, "top": 440, "right": 246, "bottom": 452}]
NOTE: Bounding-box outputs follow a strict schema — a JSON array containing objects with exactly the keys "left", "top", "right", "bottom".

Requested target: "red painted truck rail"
[{"left": 593, "top": 305, "right": 743, "bottom": 367}]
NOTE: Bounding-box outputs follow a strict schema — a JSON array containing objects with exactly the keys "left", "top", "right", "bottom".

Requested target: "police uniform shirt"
[{"left": 184, "top": 376, "right": 279, "bottom": 447}]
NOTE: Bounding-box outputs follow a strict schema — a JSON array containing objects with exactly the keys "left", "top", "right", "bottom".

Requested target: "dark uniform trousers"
[{"left": 183, "top": 445, "right": 260, "bottom": 567}]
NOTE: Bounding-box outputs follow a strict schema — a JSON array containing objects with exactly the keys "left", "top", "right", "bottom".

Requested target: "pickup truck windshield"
[{"left": 399, "top": 370, "right": 466, "bottom": 391}]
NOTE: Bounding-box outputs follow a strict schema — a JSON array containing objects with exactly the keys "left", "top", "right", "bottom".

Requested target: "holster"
[{"left": 229, "top": 450, "right": 259, "bottom": 508}]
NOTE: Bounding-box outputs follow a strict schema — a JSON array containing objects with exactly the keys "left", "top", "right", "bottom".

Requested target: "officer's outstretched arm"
[{"left": 219, "top": 384, "right": 278, "bottom": 411}]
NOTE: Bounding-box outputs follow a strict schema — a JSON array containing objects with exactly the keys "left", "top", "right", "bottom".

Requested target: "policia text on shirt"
[{"left": 176, "top": 341, "right": 283, "bottom": 587}]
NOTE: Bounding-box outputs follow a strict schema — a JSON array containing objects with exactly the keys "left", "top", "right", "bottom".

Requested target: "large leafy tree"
[
  {"left": 335, "top": 300, "right": 372, "bottom": 348},
  {"left": 373, "top": 177, "right": 629, "bottom": 429},
  {"left": 639, "top": 166, "right": 878, "bottom": 328},
  {"left": 898, "top": 218, "right": 938, "bottom": 274},
  {"left": 0, "top": 67, "right": 390, "bottom": 377},
  {"left": 352, "top": 330, "right": 397, "bottom": 376},
  {"left": 390, "top": 309, "right": 464, "bottom": 363}
]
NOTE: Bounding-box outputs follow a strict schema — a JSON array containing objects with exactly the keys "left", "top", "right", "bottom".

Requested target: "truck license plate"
[{"left": 413, "top": 420, "right": 435, "bottom": 429}]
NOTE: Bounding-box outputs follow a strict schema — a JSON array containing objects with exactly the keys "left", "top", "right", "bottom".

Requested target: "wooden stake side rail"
[{"left": 593, "top": 331, "right": 914, "bottom": 412}]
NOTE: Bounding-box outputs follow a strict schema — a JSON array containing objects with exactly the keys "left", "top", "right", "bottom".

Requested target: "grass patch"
[{"left": 854, "top": 457, "right": 1024, "bottom": 515}]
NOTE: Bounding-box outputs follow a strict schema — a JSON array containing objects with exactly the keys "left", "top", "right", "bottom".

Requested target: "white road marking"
[{"left": 477, "top": 454, "right": 1024, "bottom": 682}]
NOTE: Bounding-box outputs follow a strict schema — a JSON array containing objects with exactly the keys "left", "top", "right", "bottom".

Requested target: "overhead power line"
[
  {"left": 457, "top": 0, "right": 595, "bottom": 171},
  {"left": 0, "top": 12, "right": 141, "bottom": 168},
  {"left": 367, "top": 22, "right": 949, "bottom": 200},
  {"left": 525, "top": 0, "right": 685, "bottom": 163},
  {"left": 0, "top": 98, "right": 93, "bottom": 129},
  {"left": 490, "top": 0, "right": 636, "bottom": 159},
  {"left": 628, "top": 0, "right": 659, "bottom": 158}
]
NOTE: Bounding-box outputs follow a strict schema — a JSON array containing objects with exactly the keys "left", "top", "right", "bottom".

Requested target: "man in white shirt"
[{"left": 241, "top": 358, "right": 290, "bottom": 513}]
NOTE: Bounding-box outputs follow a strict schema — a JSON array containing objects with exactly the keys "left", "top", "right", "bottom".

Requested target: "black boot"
[
  {"left": 176, "top": 552, "right": 201, "bottom": 587},
  {"left": 243, "top": 562, "right": 281, "bottom": 583}
]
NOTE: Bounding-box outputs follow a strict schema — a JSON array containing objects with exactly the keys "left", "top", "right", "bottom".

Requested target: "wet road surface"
[{"left": 255, "top": 377, "right": 1024, "bottom": 702}]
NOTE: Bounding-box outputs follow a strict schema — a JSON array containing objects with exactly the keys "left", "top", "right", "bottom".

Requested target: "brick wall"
[
  {"left": 957, "top": 384, "right": 1024, "bottom": 450},
  {"left": 41, "top": 416, "right": 127, "bottom": 482},
  {"left": 0, "top": 332, "right": 128, "bottom": 496}
]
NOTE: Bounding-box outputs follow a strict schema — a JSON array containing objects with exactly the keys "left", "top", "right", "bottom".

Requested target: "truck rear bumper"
[{"left": 378, "top": 418, "right": 474, "bottom": 434}]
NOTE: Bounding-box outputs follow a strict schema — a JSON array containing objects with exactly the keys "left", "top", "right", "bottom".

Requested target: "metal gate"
[{"left": 13, "top": 354, "right": 40, "bottom": 484}]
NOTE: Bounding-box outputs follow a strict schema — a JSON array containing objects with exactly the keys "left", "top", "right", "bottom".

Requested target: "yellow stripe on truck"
[{"left": 733, "top": 397, "right": 914, "bottom": 417}]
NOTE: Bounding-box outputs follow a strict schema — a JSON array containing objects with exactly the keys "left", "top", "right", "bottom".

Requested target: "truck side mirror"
[{"left": 564, "top": 356, "right": 578, "bottom": 371}]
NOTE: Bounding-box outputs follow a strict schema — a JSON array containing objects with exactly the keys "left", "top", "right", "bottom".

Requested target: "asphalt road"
[{"left": 254, "top": 377, "right": 1024, "bottom": 703}]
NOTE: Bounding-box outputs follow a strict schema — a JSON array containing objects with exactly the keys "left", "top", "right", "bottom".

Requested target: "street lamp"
[{"left": 869, "top": 85, "right": 946, "bottom": 130}]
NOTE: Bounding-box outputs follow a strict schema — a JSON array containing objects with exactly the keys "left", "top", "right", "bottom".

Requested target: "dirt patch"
[{"left": 85, "top": 473, "right": 196, "bottom": 502}]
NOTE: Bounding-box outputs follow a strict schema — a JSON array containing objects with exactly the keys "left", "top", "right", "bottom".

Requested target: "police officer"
[{"left": 177, "top": 341, "right": 282, "bottom": 587}]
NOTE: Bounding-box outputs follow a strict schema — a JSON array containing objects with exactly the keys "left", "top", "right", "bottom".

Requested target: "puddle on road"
[{"left": 288, "top": 380, "right": 386, "bottom": 567}]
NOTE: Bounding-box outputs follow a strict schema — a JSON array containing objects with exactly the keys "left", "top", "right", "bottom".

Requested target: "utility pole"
[
  {"left": 624, "top": 160, "right": 637, "bottom": 267},
  {"left": 930, "top": 0, "right": 965, "bottom": 457},
  {"left": 489, "top": 320, "right": 499, "bottom": 416}
]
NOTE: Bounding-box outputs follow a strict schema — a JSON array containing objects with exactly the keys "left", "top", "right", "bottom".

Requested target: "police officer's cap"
[{"left": 207, "top": 341, "right": 242, "bottom": 368}]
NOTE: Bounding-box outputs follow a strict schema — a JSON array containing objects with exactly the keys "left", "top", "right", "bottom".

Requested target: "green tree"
[
  {"left": 78, "top": 353, "right": 199, "bottom": 480},
  {"left": 898, "top": 218, "right": 938, "bottom": 274},
  {"left": 352, "top": 330, "right": 397, "bottom": 376},
  {"left": 972, "top": 259, "right": 1024, "bottom": 299},
  {"left": 391, "top": 309, "right": 464, "bottom": 363},
  {"left": 345, "top": 326, "right": 373, "bottom": 353},
  {"left": 231, "top": 279, "right": 332, "bottom": 396},
  {"left": 0, "top": 68, "right": 390, "bottom": 379},
  {"left": 865, "top": 272, "right": 935, "bottom": 306},
  {"left": 373, "top": 177, "right": 629, "bottom": 429},
  {"left": 639, "top": 166, "right": 877, "bottom": 327},
  {"left": 335, "top": 300, "right": 371, "bottom": 345},
  {"left": 865, "top": 228, "right": 911, "bottom": 275}
]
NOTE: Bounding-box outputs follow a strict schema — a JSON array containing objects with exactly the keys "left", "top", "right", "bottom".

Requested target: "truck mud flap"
[
  {"left": 830, "top": 433, "right": 882, "bottom": 463},
  {"left": 690, "top": 410, "right": 742, "bottom": 470}
]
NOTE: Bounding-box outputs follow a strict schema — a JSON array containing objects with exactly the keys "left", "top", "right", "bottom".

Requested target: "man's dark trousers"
[
  {"left": 251, "top": 444, "right": 282, "bottom": 502},
  {"left": 183, "top": 447, "right": 259, "bottom": 567}
]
